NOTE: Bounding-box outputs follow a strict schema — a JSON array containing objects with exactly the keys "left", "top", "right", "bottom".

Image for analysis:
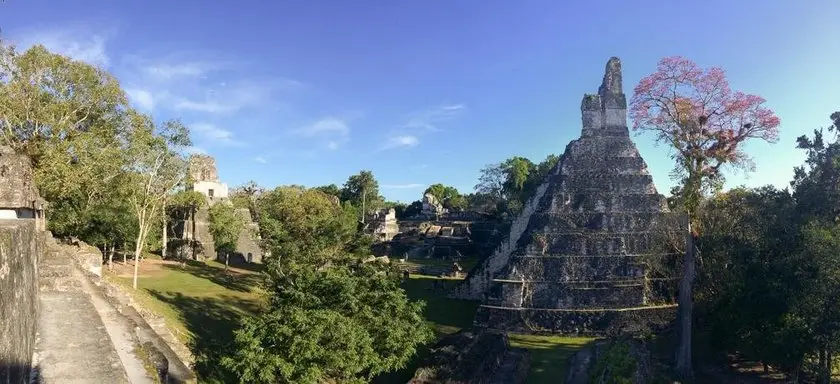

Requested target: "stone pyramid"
[{"left": 452, "top": 57, "right": 679, "bottom": 335}]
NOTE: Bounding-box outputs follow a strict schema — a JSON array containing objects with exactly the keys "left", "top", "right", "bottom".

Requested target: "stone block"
[{"left": 0, "top": 220, "right": 40, "bottom": 383}]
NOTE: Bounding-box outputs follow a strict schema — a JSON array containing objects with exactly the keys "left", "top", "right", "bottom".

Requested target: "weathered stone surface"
[
  {"left": 409, "top": 328, "right": 530, "bottom": 384},
  {"left": 451, "top": 57, "right": 678, "bottom": 335},
  {"left": 0, "top": 220, "right": 40, "bottom": 384},
  {"left": 366, "top": 207, "right": 399, "bottom": 242},
  {"left": 188, "top": 154, "right": 219, "bottom": 183},
  {"left": 0, "top": 147, "right": 40, "bottom": 209},
  {"left": 233, "top": 208, "right": 262, "bottom": 263},
  {"left": 0, "top": 147, "right": 47, "bottom": 230}
]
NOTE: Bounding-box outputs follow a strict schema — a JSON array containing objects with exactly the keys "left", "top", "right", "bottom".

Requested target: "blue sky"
[{"left": 2, "top": 1, "right": 839, "bottom": 202}]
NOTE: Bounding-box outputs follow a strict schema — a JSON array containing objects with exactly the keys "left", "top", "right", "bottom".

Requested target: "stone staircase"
[{"left": 33, "top": 240, "right": 139, "bottom": 383}]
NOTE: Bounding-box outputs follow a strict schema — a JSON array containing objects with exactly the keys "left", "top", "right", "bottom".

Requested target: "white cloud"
[
  {"left": 125, "top": 88, "right": 157, "bottom": 111},
  {"left": 191, "top": 122, "right": 245, "bottom": 147},
  {"left": 296, "top": 117, "right": 350, "bottom": 137},
  {"left": 401, "top": 103, "right": 466, "bottom": 132},
  {"left": 14, "top": 28, "right": 111, "bottom": 68},
  {"left": 176, "top": 99, "right": 237, "bottom": 114},
  {"left": 173, "top": 81, "right": 282, "bottom": 114},
  {"left": 326, "top": 141, "right": 340, "bottom": 150},
  {"left": 381, "top": 183, "right": 425, "bottom": 189},
  {"left": 254, "top": 156, "right": 267, "bottom": 164},
  {"left": 382, "top": 135, "right": 419, "bottom": 150},
  {"left": 143, "top": 63, "right": 208, "bottom": 80}
]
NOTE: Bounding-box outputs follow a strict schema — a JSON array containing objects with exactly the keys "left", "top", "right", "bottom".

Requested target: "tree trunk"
[
  {"left": 162, "top": 202, "right": 168, "bottom": 259},
  {"left": 123, "top": 241, "right": 127, "bottom": 264},
  {"left": 225, "top": 252, "right": 229, "bottom": 273},
  {"left": 676, "top": 215, "right": 695, "bottom": 379},
  {"left": 106, "top": 243, "right": 112, "bottom": 271},
  {"left": 819, "top": 347, "right": 827, "bottom": 384},
  {"left": 133, "top": 220, "right": 146, "bottom": 290}
]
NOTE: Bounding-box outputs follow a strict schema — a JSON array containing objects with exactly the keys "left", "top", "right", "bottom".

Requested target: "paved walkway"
[{"left": 33, "top": 246, "right": 154, "bottom": 384}]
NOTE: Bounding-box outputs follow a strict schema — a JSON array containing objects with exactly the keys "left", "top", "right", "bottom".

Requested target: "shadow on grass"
[
  {"left": 160, "top": 260, "right": 263, "bottom": 293},
  {"left": 147, "top": 289, "right": 260, "bottom": 383},
  {"left": 373, "top": 277, "right": 481, "bottom": 384}
]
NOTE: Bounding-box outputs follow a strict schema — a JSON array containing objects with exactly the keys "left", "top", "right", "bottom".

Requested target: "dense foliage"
[
  {"left": 207, "top": 203, "right": 245, "bottom": 257},
  {"left": 693, "top": 112, "right": 840, "bottom": 382},
  {"left": 221, "top": 187, "right": 433, "bottom": 383}
]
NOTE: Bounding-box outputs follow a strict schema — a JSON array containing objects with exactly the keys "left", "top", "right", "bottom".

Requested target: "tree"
[
  {"left": 475, "top": 163, "right": 506, "bottom": 201},
  {"left": 314, "top": 184, "right": 341, "bottom": 199},
  {"left": 0, "top": 42, "right": 132, "bottom": 246},
  {"left": 208, "top": 203, "right": 245, "bottom": 270},
  {"left": 629, "top": 56, "right": 781, "bottom": 378},
  {"left": 424, "top": 184, "right": 467, "bottom": 211},
  {"left": 0, "top": 44, "right": 126, "bottom": 163},
  {"left": 125, "top": 113, "right": 191, "bottom": 289},
  {"left": 396, "top": 200, "right": 423, "bottom": 220},
  {"left": 230, "top": 180, "right": 265, "bottom": 222},
  {"left": 340, "top": 170, "right": 383, "bottom": 213},
  {"left": 222, "top": 186, "right": 433, "bottom": 383}
]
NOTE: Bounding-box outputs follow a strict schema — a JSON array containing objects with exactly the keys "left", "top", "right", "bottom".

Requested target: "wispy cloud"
[
  {"left": 143, "top": 62, "right": 211, "bottom": 80},
  {"left": 291, "top": 117, "right": 352, "bottom": 150},
  {"left": 191, "top": 122, "right": 246, "bottom": 147},
  {"left": 13, "top": 27, "right": 112, "bottom": 68},
  {"left": 382, "top": 183, "right": 426, "bottom": 189},
  {"left": 254, "top": 156, "right": 268, "bottom": 164},
  {"left": 379, "top": 103, "right": 465, "bottom": 151},
  {"left": 382, "top": 135, "right": 419, "bottom": 150},
  {"left": 401, "top": 103, "right": 466, "bottom": 132},
  {"left": 295, "top": 117, "right": 350, "bottom": 137}
]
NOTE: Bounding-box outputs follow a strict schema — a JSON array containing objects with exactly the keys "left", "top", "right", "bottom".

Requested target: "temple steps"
[
  {"left": 543, "top": 192, "right": 666, "bottom": 212},
  {"left": 528, "top": 211, "right": 683, "bottom": 233},
  {"left": 478, "top": 303, "right": 678, "bottom": 312}
]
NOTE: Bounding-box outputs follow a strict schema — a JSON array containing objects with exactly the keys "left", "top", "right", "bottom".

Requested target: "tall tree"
[
  {"left": 0, "top": 44, "right": 126, "bottom": 162},
  {"left": 341, "top": 170, "right": 383, "bottom": 213},
  {"left": 629, "top": 56, "right": 781, "bottom": 378},
  {"left": 125, "top": 113, "right": 191, "bottom": 289},
  {"left": 424, "top": 183, "right": 467, "bottom": 210}
]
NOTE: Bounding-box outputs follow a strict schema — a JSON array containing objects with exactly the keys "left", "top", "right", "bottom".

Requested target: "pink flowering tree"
[
  {"left": 630, "top": 56, "right": 780, "bottom": 379},
  {"left": 630, "top": 56, "right": 781, "bottom": 220}
]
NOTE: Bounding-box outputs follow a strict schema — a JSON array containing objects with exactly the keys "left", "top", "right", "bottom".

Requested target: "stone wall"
[
  {"left": 233, "top": 208, "right": 262, "bottom": 263},
  {"left": 449, "top": 178, "right": 553, "bottom": 300},
  {"left": 0, "top": 220, "right": 40, "bottom": 383}
]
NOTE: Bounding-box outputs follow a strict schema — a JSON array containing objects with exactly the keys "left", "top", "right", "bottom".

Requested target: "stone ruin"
[
  {"left": 421, "top": 192, "right": 447, "bottom": 218},
  {"left": 451, "top": 58, "right": 680, "bottom": 335},
  {"left": 365, "top": 207, "right": 400, "bottom": 242},
  {"left": 0, "top": 146, "right": 47, "bottom": 230},
  {"left": 169, "top": 154, "right": 264, "bottom": 263}
]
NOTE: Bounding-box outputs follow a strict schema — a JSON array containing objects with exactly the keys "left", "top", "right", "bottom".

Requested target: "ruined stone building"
[
  {"left": 0, "top": 146, "right": 46, "bottom": 230},
  {"left": 451, "top": 58, "right": 680, "bottom": 335},
  {"left": 366, "top": 207, "right": 399, "bottom": 242},
  {"left": 170, "top": 154, "right": 263, "bottom": 263}
]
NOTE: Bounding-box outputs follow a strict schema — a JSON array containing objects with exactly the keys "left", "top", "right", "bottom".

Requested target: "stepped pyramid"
[{"left": 452, "top": 57, "right": 680, "bottom": 335}]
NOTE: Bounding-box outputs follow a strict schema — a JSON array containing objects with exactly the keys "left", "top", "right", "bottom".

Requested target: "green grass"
[
  {"left": 399, "top": 256, "right": 480, "bottom": 274},
  {"left": 377, "top": 275, "right": 594, "bottom": 383},
  {"left": 509, "top": 334, "right": 595, "bottom": 384},
  {"left": 111, "top": 260, "right": 592, "bottom": 383}
]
